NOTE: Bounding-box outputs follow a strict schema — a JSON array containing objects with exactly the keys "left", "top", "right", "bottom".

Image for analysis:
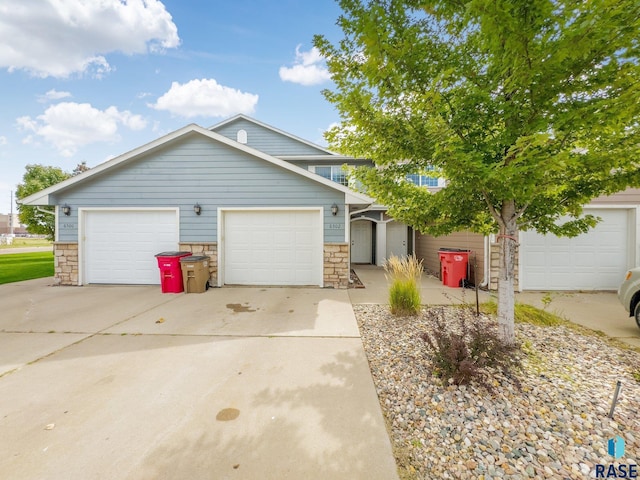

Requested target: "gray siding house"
[
  {"left": 20, "top": 114, "right": 639, "bottom": 291},
  {"left": 20, "top": 115, "right": 413, "bottom": 288}
]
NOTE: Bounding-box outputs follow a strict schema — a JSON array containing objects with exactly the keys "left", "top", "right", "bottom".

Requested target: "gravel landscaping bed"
[{"left": 354, "top": 304, "right": 640, "bottom": 479}]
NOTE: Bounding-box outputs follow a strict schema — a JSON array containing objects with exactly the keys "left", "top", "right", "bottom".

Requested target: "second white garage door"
[
  {"left": 222, "top": 209, "right": 323, "bottom": 286},
  {"left": 83, "top": 209, "right": 179, "bottom": 285},
  {"left": 520, "top": 208, "right": 631, "bottom": 290}
]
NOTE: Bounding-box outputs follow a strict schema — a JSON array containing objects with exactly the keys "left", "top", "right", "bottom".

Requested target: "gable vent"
[{"left": 237, "top": 129, "right": 247, "bottom": 144}]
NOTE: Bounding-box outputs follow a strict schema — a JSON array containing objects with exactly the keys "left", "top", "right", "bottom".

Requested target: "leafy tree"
[
  {"left": 72, "top": 161, "right": 90, "bottom": 176},
  {"left": 16, "top": 164, "right": 70, "bottom": 240},
  {"left": 315, "top": 0, "right": 640, "bottom": 343}
]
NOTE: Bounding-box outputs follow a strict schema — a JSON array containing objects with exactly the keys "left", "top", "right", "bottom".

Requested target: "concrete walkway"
[
  {"left": 351, "top": 265, "right": 640, "bottom": 349},
  {"left": 0, "top": 246, "right": 53, "bottom": 254},
  {"left": 349, "top": 264, "right": 493, "bottom": 306},
  {"left": 0, "top": 279, "right": 398, "bottom": 480}
]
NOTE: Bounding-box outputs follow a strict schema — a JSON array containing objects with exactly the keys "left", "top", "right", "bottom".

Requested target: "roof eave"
[
  {"left": 18, "top": 122, "right": 373, "bottom": 207},
  {"left": 18, "top": 124, "right": 203, "bottom": 206},
  {"left": 19, "top": 193, "right": 50, "bottom": 206}
]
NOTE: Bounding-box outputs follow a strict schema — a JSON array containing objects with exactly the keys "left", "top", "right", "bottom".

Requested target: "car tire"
[{"left": 634, "top": 302, "right": 640, "bottom": 329}]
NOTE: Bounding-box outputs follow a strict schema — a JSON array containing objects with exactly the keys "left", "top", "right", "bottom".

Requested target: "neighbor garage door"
[
  {"left": 520, "top": 208, "right": 630, "bottom": 290},
  {"left": 84, "top": 210, "right": 179, "bottom": 284},
  {"left": 223, "top": 210, "right": 322, "bottom": 286}
]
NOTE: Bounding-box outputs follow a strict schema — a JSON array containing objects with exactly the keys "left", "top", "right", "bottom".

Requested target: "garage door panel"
[
  {"left": 224, "top": 210, "right": 322, "bottom": 286},
  {"left": 84, "top": 210, "right": 178, "bottom": 285},
  {"left": 521, "top": 209, "right": 629, "bottom": 290}
]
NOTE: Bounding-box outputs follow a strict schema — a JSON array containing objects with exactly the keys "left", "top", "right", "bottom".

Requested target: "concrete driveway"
[
  {"left": 517, "top": 290, "right": 640, "bottom": 348},
  {"left": 0, "top": 278, "right": 399, "bottom": 480}
]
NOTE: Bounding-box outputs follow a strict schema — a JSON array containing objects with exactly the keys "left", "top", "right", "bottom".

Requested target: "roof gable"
[
  {"left": 209, "top": 114, "right": 334, "bottom": 157},
  {"left": 19, "top": 124, "right": 372, "bottom": 206}
]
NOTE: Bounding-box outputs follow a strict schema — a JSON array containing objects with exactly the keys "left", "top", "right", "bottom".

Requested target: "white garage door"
[
  {"left": 84, "top": 210, "right": 179, "bottom": 284},
  {"left": 223, "top": 210, "right": 323, "bottom": 286},
  {"left": 520, "top": 209, "right": 630, "bottom": 290}
]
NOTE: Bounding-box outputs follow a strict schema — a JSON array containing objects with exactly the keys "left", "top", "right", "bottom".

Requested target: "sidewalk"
[{"left": 0, "top": 246, "right": 53, "bottom": 255}]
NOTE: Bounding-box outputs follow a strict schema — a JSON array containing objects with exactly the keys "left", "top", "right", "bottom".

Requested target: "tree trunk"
[{"left": 497, "top": 201, "right": 518, "bottom": 344}]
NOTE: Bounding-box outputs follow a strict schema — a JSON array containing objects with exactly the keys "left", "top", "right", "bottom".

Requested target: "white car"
[{"left": 618, "top": 267, "right": 640, "bottom": 329}]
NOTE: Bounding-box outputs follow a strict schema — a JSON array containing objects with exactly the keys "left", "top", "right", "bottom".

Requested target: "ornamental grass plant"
[{"left": 384, "top": 254, "right": 423, "bottom": 316}]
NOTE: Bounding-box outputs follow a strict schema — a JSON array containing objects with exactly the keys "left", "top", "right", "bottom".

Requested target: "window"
[
  {"left": 407, "top": 174, "right": 438, "bottom": 187},
  {"left": 407, "top": 167, "right": 439, "bottom": 187},
  {"left": 314, "top": 166, "right": 348, "bottom": 186}
]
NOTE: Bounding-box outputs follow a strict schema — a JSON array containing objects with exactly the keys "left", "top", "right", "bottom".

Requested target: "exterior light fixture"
[
  {"left": 193, "top": 203, "right": 202, "bottom": 215},
  {"left": 331, "top": 203, "right": 339, "bottom": 216},
  {"left": 61, "top": 204, "right": 71, "bottom": 216}
]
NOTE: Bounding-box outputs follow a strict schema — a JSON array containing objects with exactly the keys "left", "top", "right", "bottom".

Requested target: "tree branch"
[
  {"left": 483, "top": 191, "right": 505, "bottom": 229},
  {"left": 513, "top": 200, "right": 531, "bottom": 221}
]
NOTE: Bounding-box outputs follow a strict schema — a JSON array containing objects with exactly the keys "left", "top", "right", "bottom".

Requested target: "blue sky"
[{"left": 0, "top": 0, "right": 346, "bottom": 214}]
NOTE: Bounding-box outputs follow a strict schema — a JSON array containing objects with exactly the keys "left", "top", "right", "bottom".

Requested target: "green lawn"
[{"left": 0, "top": 252, "right": 54, "bottom": 284}]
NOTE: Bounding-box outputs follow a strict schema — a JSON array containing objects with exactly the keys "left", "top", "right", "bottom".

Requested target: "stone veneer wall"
[
  {"left": 178, "top": 242, "right": 217, "bottom": 284},
  {"left": 324, "top": 243, "right": 349, "bottom": 289},
  {"left": 53, "top": 242, "right": 79, "bottom": 286},
  {"left": 489, "top": 242, "right": 519, "bottom": 291}
]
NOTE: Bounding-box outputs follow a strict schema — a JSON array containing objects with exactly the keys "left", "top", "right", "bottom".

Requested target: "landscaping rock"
[{"left": 354, "top": 305, "right": 640, "bottom": 479}]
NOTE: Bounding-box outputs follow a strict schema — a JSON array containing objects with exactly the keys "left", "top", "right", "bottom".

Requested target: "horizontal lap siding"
[
  {"left": 415, "top": 231, "right": 486, "bottom": 284},
  {"left": 590, "top": 188, "right": 640, "bottom": 205},
  {"left": 53, "top": 135, "right": 345, "bottom": 243},
  {"left": 214, "top": 118, "right": 327, "bottom": 156}
]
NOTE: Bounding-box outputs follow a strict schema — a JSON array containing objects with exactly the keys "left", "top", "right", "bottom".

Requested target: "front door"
[
  {"left": 351, "top": 221, "right": 372, "bottom": 263},
  {"left": 386, "top": 222, "right": 408, "bottom": 259}
]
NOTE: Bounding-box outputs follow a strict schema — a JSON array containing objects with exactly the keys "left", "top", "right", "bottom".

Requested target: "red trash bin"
[
  {"left": 438, "top": 249, "right": 470, "bottom": 288},
  {"left": 155, "top": 251, "right": 191, "bottom": 293}
]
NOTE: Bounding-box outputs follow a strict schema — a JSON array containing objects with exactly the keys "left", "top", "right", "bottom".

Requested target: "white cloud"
[
  {"left": 17, "top": 102, "right": 147, "bottom": 157},
  {"left": 0, "top": 0, "right": 180, "bottom": 78},
  {"left": 38, "top": 89, "right": 72, "bottom": 103},
  {"left": 150, "top": 79, "right": 259, "bottom": 118},
  {"left": 0, "top": 136, "right": 7, "bottom": 146},
  {"left": 279, "top": 45, "right": 331, "bottom": 86}
]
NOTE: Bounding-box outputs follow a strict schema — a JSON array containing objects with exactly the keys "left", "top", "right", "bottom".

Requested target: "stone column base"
[
  {"left": 179, "top": 242, "right": 217, "bottom": 285},
  {"left": 324, "top": 243, "right": 349, "bottom": 289},
  {"left": 53, "top": 242, "right": 79, "bottom": 286}
]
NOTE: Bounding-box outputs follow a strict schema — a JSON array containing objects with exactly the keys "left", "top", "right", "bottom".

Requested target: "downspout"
[
  {"left": 478, "top": 235, "right": 491, "bottom": 288},
  {"left": 35, "top": 206, "right": 57, "bottom": 241},
  {"left": 36, "top": 206, "right": 55, "bottom": 216}
]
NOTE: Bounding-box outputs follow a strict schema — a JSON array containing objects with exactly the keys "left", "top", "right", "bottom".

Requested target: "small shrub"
[
  {"left": 389, "top": 279, "right": 421, "bottom": 316},
  {"left": 421, "top": 309, "right": 521, "bottom": 389},
  {"left": 384, "top": 254, "right": 423, "bottom": 316}
]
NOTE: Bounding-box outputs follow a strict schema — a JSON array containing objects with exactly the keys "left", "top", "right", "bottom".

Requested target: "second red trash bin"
[
  {"left": 155, "top": 251, "right": 191, "bottom": 293},
  {"left": 438, "top": 248, "right": 470, "bottom": 288}
]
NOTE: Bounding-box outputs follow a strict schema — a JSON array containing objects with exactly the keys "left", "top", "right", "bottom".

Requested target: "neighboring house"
[
  {"left": 18, "top": 115, "right": 412, "bottom": 288},
  {"left": 417, "top": 188, "right": 640, "bottom": 291}
]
